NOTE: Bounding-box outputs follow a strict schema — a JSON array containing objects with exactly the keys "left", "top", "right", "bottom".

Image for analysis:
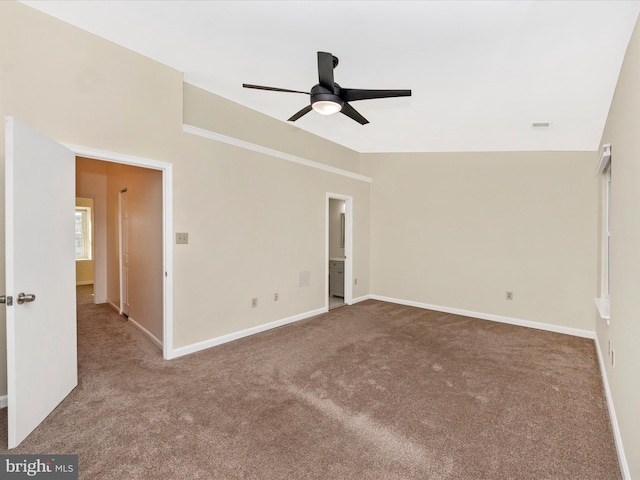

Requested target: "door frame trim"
[
  {"left": 65, "top": 144, "right": 175, "bottom": 360},
  {"left": 326, "top": 193, "right": 353, "bottom": 308},
  {"left": 118, "top": 188, "right": 128, "bottom": 316}
]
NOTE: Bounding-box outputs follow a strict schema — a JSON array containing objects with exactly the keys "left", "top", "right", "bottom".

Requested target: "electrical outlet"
[
  {"left": 506, "top": 291, "right": 513, "bottom": 301},
  {"left": 251, "top": 297, "right": 258, "bottom": 308},
  {"left": 611, "top": 349, "right": 615, "bottom": 367},
  {"left": 274, "top": 292, "right": 278, "bottom": 301}
]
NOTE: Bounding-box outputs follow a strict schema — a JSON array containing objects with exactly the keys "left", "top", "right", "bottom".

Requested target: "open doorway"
[
  {"left": 326, "top": 193, "right": 353, "bottom": 310},
  {"left": 3, "top": 118, "right": 174, "bottom": 449},
  {"left": 77, "top": 157, "right": 162, "bottom": 347},
  {"left": 328, "top": 198, "right": 346, "bottom": 309},
  {"left": 75, "top": 151, "right": 173, "bottom": 359}
]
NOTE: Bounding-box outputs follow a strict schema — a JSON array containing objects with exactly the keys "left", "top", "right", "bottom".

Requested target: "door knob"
[{"left": 17, "top": 293, "right": 36, "bottom": 305}]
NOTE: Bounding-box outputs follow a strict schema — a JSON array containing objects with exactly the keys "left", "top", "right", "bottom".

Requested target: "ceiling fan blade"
[
  {"left": 317, "top": 52, "right": 335, "bottom": 91},
  {"left": 341, "top": 102, "right": 369, "bottom": 125},
  {"left": 288, "top": 105, "right": 313, "bottom": 122},
  {"left": 341, "top": 88, "right": 412, "bottom": 102},
  {"left": 243, "top": 83, "right": 309, "bottom": 95}
]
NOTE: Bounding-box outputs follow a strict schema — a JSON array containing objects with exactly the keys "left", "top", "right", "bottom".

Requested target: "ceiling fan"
[{"left": 243, "top": 51, "right": 411, "bottom": 125}]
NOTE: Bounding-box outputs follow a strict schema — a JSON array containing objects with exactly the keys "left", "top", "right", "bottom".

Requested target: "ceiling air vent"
[{"left": 532, "top": 122, "right": 551, "bottom": 128}]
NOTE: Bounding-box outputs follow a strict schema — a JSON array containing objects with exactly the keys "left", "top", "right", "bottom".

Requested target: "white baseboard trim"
[
  {"left": 0, "top": 395, "right": 7, "bottom": 409},
  {"left": 350, "top": 294, "right": 372, "bottom": 305},
  {"left": 595, "top": 333, "right": 629, "bottom": 479},
  {"left": 104, "top": 301, "right": 163, "bottom": 351},
  {"left": 172, "top": 306, "right": 327, "bottom": 358},
  {"left": 76, "top": 281, "right": 94, "bottom": 286},
  {"left": 369, "top": 295, "right": 596, "bottom": 339},
  {"left": 128, "top": 316, "right": 163, "bottom": 351}
]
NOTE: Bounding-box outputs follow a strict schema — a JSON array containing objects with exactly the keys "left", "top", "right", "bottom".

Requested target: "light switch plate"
[{"left": 176, "top": 232, "right": 189, "bottom": 244}]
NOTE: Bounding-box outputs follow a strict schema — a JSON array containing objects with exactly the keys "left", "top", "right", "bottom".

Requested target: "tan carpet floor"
[{"left": 0, "top": 286, "right": 621, "bottom": 479}]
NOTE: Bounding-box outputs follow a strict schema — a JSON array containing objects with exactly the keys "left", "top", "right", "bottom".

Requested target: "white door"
[
  {"left": 4, "top": 117, "right": 77, "bottom": 448},
  {"left": 120, "top": 189, "right": 130, "bottom": 316}
]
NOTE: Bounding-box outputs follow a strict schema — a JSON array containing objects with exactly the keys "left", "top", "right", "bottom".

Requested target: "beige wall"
[
  {"left": 75, "top": 197, "right": 94, "bottom": 285},
  {"left": 0, "top": 2, "right": 371, "bottom": 395},
  {"left": 362, "top": 151, "right": 598, "bottom": 331},
  {"left": 75, "top": 259, "right": 94, "bottom": 285},
  {"left": 170, "top": 140, "right": 371, "bottom": 347},
  {"left": 597, "top": 16, "right": 640, "bottom": 479},
  {"left": 105, "top": 162, "right": 163, "bottom": 342}
]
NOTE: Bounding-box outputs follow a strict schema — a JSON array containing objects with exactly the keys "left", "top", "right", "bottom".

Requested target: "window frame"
[
  {"left": 75, "top": 205, "right": 92, "bottom": 261},
  {"left": 595, "top": 143, "right": 611, "bottom": 322},
  {"left": 603, "top": 164, "right": 611, "bottom": 299}
]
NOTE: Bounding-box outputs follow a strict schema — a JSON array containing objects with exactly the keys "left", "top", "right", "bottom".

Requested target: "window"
[
  {"left": 75, "top": 206, "right": 92, "bottom": 261},
  {"left": 595, "top": 144, "right": 611, "bottom": 321}
]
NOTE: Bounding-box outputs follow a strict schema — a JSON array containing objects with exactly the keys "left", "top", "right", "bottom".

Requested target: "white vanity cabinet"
[{"left": 329, "top": 260, "right": 344, "bottom": 298}]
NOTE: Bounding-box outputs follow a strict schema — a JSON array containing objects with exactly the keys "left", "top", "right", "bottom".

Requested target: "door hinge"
[{"left": 0, "top": 295, "right": 13, "bottom": 306}]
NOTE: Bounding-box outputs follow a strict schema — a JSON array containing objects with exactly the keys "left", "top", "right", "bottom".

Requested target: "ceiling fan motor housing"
[{"left": 310, "top": 84, "right": 344, "bottom": 110}]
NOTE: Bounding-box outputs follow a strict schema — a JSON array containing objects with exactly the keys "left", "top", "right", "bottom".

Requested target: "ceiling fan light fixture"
[
  {"left": 312, "top": 100, "right": 343, "bottom": 115},
  {"left": 244, "top": 51, "right": 411, "bottom": 124}
]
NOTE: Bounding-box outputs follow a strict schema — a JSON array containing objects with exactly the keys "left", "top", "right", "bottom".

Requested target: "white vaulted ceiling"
[{"left": 21, "top": 1, "right": 640, "bottom": 153}]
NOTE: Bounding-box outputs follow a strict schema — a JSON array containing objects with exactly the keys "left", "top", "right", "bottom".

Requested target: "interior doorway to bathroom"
[{"left": 328, "top": 197, "right": 346, "bottom": 310}]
